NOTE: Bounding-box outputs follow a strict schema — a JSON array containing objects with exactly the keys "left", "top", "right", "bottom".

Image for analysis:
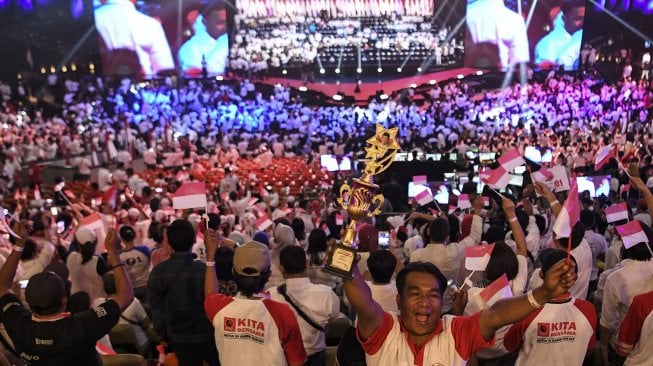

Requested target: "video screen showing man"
[
  {"left": 534, "top": 0, "right": 586, "bottom": 70},
  {"left": 465, "top": 0, "right": 530, "bottom": 70},
  {"left": 178, "top": 2, "right": 229, "bottom": 77},
  {"left": 95, "top": 0, "right": 175, "bottom": 78}
]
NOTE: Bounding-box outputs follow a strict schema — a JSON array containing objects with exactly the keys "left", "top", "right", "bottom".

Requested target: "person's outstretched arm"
[
  {"left": 0, "top": 222, "right": 25, "bottom": 297},
  {"left": 106, "top": 228, "right": 134, "bottom": 311},
  {"left": 204, "top": 228, "right": 220, "bottom": 296},
  {"left": 478, "top": 259, "right": 576, "bottom": 341},
  {"left": 342, "top": 251, "right": 385, "bottom": 340}
]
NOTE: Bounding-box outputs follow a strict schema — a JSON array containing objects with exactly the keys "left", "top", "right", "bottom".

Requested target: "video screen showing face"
[
  {"left": 465, "top": 0, "right": 587, "bottom": 70},
  {"left": 93, "top": 0, "right": 232, "bottom": 78},
  {"left": 577, "top": 175, "right": 611, "bottom": 198}
]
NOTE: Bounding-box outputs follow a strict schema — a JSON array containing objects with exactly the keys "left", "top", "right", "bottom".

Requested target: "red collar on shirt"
[
  {"left": 547, "top": 292, "right": 572, "bottom": 304},
  {"left": 398, "top": 316, "right": 444, "bottom": 365}
]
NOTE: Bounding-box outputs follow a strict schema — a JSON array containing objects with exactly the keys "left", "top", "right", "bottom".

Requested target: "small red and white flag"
[
  {"left": 413, "top": 175, "right": 427, "bottom": 185},
  {"left": 415, "top": 188, "right": 433, "bottom": 206},
  {"left": 248, "top": 197, "right": 259, "bottom": 207},
  {"left": 464, "top": 244, "right": 495, "bottom": 271},
  {"left": 458, "top": 194, "right": 472, "bottom": 210},
  {"left": 594, "top": 145, "right": 613, "bottom": 171},
  {"left": 617, "top": 220, "right": 649, "bottom": 249},
  {"left": 552, "top": 181, "right": 580, "bottom": 238},
  {"left": 175, "top": 171, "right": 190, "bottom": 183},
  {"left": 620, "top": 184, "right": 630, "bottom": 195},
  {"left": 531, "top": 167, "right": 554, "bottom": 182},
  {"left": 448, "top": 205, "right": 457, "bottom": 214},
  {"left": 479, "top": 274, "right": 513, "bottom": 307},
  {"left": 321, "top": 223, "right": 330, "bottom": 236},
  {"left": 173, "top": 182, "right": 208, "bottom": 210},
  {"left": 481, "top": 166, "right": 511, "bottom": 189},
  {"left": 335, "top": 213, "right": 344, "bottom": 226},
  {"left": 259, "top": 184, "right": 268, "bottom": 197},
  {"left": 498, "top": 149, "right": 526, "bottom": 172},
  {"left": 257, "top": 215, "right": 273, "bottom": 231},
  {"left": 605, "top": 202, "right": 629, "bottom": 223},
  {"left": 102, "top": 186, "right": 119, "bottom": 209},
  {"left": 80, "top": 212, "right": 105, "bottom": 232}
]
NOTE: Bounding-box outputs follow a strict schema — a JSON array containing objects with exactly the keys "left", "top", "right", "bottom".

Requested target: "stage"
[{"left": 262, "top": 67, "right": 485, "bottom": 103}]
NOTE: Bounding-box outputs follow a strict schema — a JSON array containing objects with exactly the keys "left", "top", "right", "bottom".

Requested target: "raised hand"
[{"left": 541, "top": 259, "right": 577, "bottom": 300}]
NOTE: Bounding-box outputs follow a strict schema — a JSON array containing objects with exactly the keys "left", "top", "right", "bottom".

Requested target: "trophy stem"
[{"left": 341, "top": 220, "right": 358, "bottom": 247}]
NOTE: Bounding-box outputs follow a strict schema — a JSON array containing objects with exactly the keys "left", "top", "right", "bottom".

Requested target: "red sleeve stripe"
[
  {"left": 357, "top": 312, "right": 394, "bottom": 356},
  {"left": 204, "top": 293, "right": 233, "bottom": 323},
  {"left": 263, "top": 299, "right": 307, "bottom": 364}
]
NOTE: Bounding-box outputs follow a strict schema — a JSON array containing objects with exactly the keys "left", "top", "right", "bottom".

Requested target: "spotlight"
[
  {"left": 282, "top": 69, "right": 288, "bottom": 75},
  {"left": 356, "top": 67, "right": 362, "bottom": 73},
  {"left": 457, "top": 74, "right": 464, "bottom": 79},
  {"left": 429, "top": 79, "right": 436, "bottom": 85},
  {"left": 40, "top": 67, "right": 46, "bottom": 74},
  {"left": 332, "top": 93, "right": 343, "bottom": 101},
  {"left": 379, "top": 93, "right": 388, "bottom": 100},
  {"left": 216, "top": 75, "right": 224, "bottom": 81},
  {"left": 61, "top": 66, "right": 67, "bottom": 73},
  {"left": 50, "top": 66, "right": 56, "bottom": 73},
  {"left": 409, "top": 83, "right": 417, "bottom": 88},
  {"left": 397, "top": 67, "right": 402, "bottom": 72},
  {"left": 335, "top": 68, "right": 340, "bottom": 74},
  {"left": 377, "top": 67, "right": 382, "bottom": 73},
  {"left": 417, "top": 67, "right": 422, "bottom": 72},
  {"left": 476, "top": 70, "right": 484, "bottom": 76},
  {"left": 70, "top": 63, "right": 77, "bottom": 71},
  {"left": 320, "top": 68, "right": 325, "bottom": 74},
  {"left": 298, "top": 86, "right": 308, "bottom": 92}
]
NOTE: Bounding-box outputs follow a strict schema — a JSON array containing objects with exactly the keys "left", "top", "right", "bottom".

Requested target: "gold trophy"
[{"left": 323, "top": 124, "right": 400, "bottom": 279}]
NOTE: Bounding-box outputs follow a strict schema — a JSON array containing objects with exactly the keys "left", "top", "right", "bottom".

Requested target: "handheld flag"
[
  {"left": 172, "top": 182, "right": 208, "bottom": 210},
  {"left": 464, "top": 244, "right": 495, "bottom": 271},
  {"left": 605, "top": 202, "right": 629, "bottom": 224},
  {"left": 479, "top": 274, "right": 513, "bottom": 307},
  {"left": 617, "top": 220, "right": 649, "bottom": 249}
]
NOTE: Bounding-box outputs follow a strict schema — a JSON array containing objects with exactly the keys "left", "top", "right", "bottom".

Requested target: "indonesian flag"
[
  {"left": 448, "top": 205, "right": 457, "bottom": 214},
  {"left": 248, "top": 197, "right": 259, "bottom": 207},
  {"left": 458, "top": 194, "right": 472, "bottom": 209},
  {"left": 413, "top": 175, "right": 427, "bottom": 185},
  {"left": 415, "top": 188, "right": 433, "bottom": 206},
  {"left": 617, "top": 220, "right": 649, "bottom": 249},
  {"left": 594, "top": 145, "right": 613, "bottom": 171},
  {"left": 498, "top": 149, "right": 526, "bottom": 172},
  {"left": 173, "top": 182, "right": 207, "bottom": 210},
  {"left": 464, "top": 244, "right": 495, "bottom": 271},
  {"left": 102, "top": 186, "right": 118, "bottom": 209},
  {"left": 80, "top": 212, "right": 105, "bottom": 232},
  {"left": 335, "top": 213, "right": 344, "bottom": 225},
  {"left": 552, "top": 181, "right": 580, "bottom": 238},
  {"left": 34, "top": 185, "right": 41, "bottom": 201},
  {"left": 479, "top": 274, "right": 513, "bottom": 307},
  {"left": 259, "top": 184, "right": 268, "bottom": 197},
  {"left": 257, "top": 215, "right": 273, "bottom": 231},
  {"left": 531, "top": 167, "right": 554, "bottom": 182},
  {"left": 481, "top": 166, "right": 511, "bottom": 189},
  {"left": 176, "top": 171, "right": 190, "bottom": 182},
  {"left": 605, "top": 202, "right": 629, "bottom": 223},
  {"left": 322, "top": 223, "right": 330, "bottom": 236},
  {"left": 620, "top": 184, "right": 630, "bottom": 195}
]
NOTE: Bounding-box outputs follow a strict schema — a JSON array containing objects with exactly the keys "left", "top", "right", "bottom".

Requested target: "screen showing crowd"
[
  {"left": 93, "top": 0, "right": 231, "bottom": 78},
  {"left": 465, "top": 0, "right": 587, "bottom": 71}
]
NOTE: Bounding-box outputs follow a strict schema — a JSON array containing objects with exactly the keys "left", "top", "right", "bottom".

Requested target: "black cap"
[{"left": 25, "top": 272, "right": 66, "bottom": 315}]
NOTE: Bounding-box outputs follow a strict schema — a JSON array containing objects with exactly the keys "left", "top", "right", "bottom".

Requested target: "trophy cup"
[{"left": 323, "top": 124, "right": 400, "bottom": 279}]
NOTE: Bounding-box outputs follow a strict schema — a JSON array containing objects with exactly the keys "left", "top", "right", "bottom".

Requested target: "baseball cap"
[
  {"left": 74, "top": 227, "right": 97, "bottom": 245},
  {"left": 25, "top": 271, "right": 66, "bottom": 315},
  {"left": 233, "top": 241, "right": 271, "bottom": 276}
]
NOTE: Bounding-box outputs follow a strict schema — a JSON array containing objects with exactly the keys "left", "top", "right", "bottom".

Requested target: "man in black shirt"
[
  {"left": 0, "top": 225, "right": 133, "bottom": 366},
  {"left": 148, "top": 219, "right": 219, "bottom": 366}
]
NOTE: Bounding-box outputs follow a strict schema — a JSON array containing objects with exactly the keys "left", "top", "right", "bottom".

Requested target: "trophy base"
[{"left": 322, "top": 243, "right": 357, "bottom": 279}]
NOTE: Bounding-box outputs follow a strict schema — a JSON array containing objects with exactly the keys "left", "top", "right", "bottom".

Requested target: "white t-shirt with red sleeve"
[
  {"left": 357, "top": 311, "right": 493, "bottom": 366},
  {"left": 504, "top": 295, "right": 596, "bottom": 366},
  {"left": 616, "top": 291, "right": 653, "bottom": 366},
  {"left": 204, "top": 293, "right": 307, "bottom": 366}
]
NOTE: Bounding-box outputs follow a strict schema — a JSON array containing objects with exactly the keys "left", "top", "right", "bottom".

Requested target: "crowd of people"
[
  {"left": 229, "top": 14, "right": 461, "bottom": 75},
  {"left": 0, "top": 62, "right": 652, "bottom": 366}
]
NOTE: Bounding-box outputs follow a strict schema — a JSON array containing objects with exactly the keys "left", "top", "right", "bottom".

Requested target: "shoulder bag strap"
[{"left": 277, "top": 284, "right": 325, "bottom": 332}]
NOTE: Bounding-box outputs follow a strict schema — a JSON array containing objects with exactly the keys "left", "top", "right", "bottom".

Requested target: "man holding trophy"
[{"left": 324, "top": 124, "right": 579, "bottom": 365}]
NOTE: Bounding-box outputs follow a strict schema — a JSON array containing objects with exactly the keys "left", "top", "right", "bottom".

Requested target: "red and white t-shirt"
[
  {"left": 357, "top": 311, "right": 493, "bottom": 366},
  {"left": 504, "top": 295, "right": 596, "bottom": 366},
  {"left": 204, "top": 293, "right": 306, "bottom": 366},
  {"left": 616, "top": 291, "right": 653, "bottom": 366}
]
